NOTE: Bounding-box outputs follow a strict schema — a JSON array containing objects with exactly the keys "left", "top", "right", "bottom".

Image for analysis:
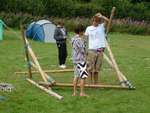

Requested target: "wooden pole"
[
  {"left": 105, "top": 40, "right": 126, "bottom": 86},
  {"left": 23, "top": 37, "right": 55, "bottom": 84},
  {"left": 24, "top": 38, "right": 48, "bottom": 82},
  {"left": 104, "top": 53, "right": 128, "bottom": 83},
  {"left": 106, "top": 7, "right": 116, "bottom": 35},
  {"left": 105, "top": 7, "right": 133, "bottom": 87},
  {"left": 55, "top": 83, "right": 129, "bottom": 89},
  {"left": 29, "top": 61, "right": 55, "bottom": 85},
  {"left": 105, "top": 7, "right": 128, "bottom": 87},
  {"left": 20, "top": 25, "right": 32, "bottom": 78},
  {"left": 103, "top": 53, "right": 114, "bottom": 68},
  {"left": 15, "top": 69, "right": 74, "bottom": 74},
  {"left": 26, "top": 78, "right": 63, "bottom": 100},
  {"left": 104, "top": 52, "right": 132, "bottom": 87},
  {"left": 37, "top": 82, "right": 129, "bottom": 89}
]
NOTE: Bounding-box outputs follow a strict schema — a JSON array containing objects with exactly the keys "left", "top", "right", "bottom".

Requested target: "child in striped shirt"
[{"left": 71, "top": 25, "right": 88, "bottom": 97}]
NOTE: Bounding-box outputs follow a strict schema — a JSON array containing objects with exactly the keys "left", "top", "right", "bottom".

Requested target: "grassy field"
[{"left": 0, "top": 30, "right": 150, "bottom": 113}]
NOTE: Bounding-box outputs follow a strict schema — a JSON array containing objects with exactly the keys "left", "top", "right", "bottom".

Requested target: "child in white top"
[{"left": 85, "top": 13, "right": 109, "bottom": 84}]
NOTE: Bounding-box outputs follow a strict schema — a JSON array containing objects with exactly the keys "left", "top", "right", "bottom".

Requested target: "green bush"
[
  {"left": 0, "top": 0, "right": 45, "bottom": 16},
  {"left": 44, "top": 0, "right": 75, "bottom": 17},
  {"left": 0, "top": 12, "right": 149, "bottom": 35},
  {"left": 74, "top": 3, "right": 101, "bottom": 17},
  {"left": 111, "top": 19, "right": 150, "bottom": 35},
  {"left": 111, "top": 24, "right": 150, "bottom": 35},
  {"left": 0, "top": 0, "right": 149, "bottom": 20},
  {"left": 92, "top": 0, "right": 150, "bottom": 21},
  {"left": 0, "top": 12, "right": 45, "bottom": 28}
]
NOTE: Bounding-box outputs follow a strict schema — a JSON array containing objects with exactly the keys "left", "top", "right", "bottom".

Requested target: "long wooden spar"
[
  {"left": 15, "top": 69, "right": 74, "bottom": 74},
  {"left": 104, "top": 7, "right": 134, "bottom": 88},
  {"left": 21, "top": 26, "right": 55, "bottom": 84},
  {"left": 105, "top": 7, "right": 126, "bottom": 87},
  {"left": 20, "top": 25, "right": 32, "bottom": 78},
  {"left": 20, "top": 25, "right": 63, "bottom": 100}
]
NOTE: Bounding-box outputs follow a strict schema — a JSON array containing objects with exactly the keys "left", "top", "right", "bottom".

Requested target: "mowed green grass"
[{"left": 0, "top": 30, "right": 150, "bottom": 113}]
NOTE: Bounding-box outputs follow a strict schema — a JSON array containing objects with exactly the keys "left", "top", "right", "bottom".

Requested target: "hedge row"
[
  {"left": 0, "top": 12, "right": 149, "bottom": 35},
  {"left": 0, "top": 0, "right": 149, "bottom": 20}
]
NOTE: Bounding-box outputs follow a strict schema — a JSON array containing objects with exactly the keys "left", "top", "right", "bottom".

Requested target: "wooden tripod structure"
[{"left": 20, "top": 7, "right": 135, "bottom": 100}]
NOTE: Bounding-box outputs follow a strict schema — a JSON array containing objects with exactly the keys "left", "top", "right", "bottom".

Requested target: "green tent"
[{"left": 0, "top": 19, "right": 6, "bottom": 41}]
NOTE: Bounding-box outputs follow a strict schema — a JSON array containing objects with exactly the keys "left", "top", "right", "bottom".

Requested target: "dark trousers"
[{"left": 56, "top": 42, "right": 67, "bottom": 65}]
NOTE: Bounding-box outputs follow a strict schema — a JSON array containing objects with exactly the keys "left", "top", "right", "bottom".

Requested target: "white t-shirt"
[{"left": 85, "top": 23, "right": 106, "bottom": 50}]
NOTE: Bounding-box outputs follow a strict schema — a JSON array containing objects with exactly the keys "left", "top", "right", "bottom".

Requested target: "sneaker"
[
  {"left": 59, "top": 65, "right": 66, "bottom": 69},
  {"left": 62, "top": 64, "right": 66, "bottom": 68}
]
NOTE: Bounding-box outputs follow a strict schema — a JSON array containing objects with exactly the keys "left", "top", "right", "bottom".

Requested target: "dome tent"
[{"left": 26, "top": 20, "right": 56, "bottom": 43}]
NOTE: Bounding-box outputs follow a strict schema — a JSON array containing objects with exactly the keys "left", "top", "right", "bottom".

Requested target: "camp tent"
[
  {"left": 0, "top": 19, "right": 6, "bottom": 41},
  {"left": 26, "top": 20, "right": 56, "bottom": 43}
]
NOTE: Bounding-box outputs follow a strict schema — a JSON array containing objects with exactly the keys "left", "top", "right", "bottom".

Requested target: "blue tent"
[{"left": 26, "top": 20, "right": 56, "bottom": 43}]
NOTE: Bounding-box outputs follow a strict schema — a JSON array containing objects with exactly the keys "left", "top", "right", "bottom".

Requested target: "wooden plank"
[{"left": 26, "top": 78, "right": 63, "bottom": 100}]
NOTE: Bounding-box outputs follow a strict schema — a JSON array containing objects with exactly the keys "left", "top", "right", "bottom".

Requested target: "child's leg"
[
  {"left": 80, "top": 79, "right": 88, "bottom": 96},
  {"left": 93, "top": 52, "right": 103, "bottom": 84},
  {"left": 87, "top": 51, "right": 95, "bottom": 84},
  {"left": 72, "top": 77, "right": 78, "bottom": 96},
  {"left": 93, "top": 72, "right": 98, "bottom": 84}
]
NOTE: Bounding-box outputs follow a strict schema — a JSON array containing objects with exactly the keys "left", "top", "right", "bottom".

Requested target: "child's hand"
[{"left": 95, "top": 13, "right": 102, "bottom": 18}]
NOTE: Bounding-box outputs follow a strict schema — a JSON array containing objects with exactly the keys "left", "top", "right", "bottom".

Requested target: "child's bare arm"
[
  {"left": 95, "top": 13, "right": 109, "bottom": 28},
  {"left": 101, "top": 15, "right": 109, "bottom": 27}
]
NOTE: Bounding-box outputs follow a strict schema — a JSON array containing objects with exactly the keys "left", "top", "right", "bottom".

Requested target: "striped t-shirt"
[{"left": 71, "top": 35, "right": 86, "bottom": 64}]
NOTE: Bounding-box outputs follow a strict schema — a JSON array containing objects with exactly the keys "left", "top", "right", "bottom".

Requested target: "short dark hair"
[
  {"left": 74, "top": 24, "right": 85, "bottom": 34},
  {"left": 92, "top": 15, "right": 100, "bottom": 23},
  {"left": 57, "top": 20, "right": 64, "bottom": 26}
]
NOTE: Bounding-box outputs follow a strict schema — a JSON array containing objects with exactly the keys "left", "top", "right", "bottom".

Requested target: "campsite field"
[{"left": 0, "top": 30, "right": 150, "bottom": 113}]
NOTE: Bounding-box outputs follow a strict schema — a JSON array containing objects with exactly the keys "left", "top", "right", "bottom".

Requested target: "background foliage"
[{"left": 0, "top": 0, "right": 149, "bottom": 35}]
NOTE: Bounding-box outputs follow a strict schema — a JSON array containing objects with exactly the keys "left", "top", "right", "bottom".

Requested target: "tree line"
[{"left": 0, "top": 0, "right": 149, "bottom": 21}]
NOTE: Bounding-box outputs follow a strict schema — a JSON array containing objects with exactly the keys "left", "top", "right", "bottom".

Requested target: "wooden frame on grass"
[{"left": 19, "top": 7, "right": 135, "bottom": 100}]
